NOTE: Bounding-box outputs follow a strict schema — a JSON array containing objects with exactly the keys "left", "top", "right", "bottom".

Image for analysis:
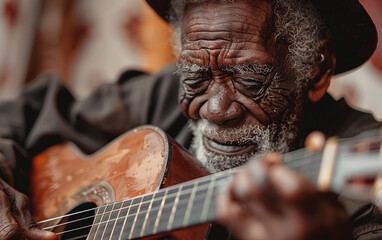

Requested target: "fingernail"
[
  {"left": 249, "top": 160, "right": 266, "bottom": 185},
  {"left": 273, "top": 167, "right": 299, "bottom": 194},
  {"left": 234, "top": 173, "right": 249, "bottom": 200},
  {"left": 26, "top": 229, "right": 57, "bottom": 240},
  {"left": 264, "top": 152, "right": 282, "bottom": 164}
]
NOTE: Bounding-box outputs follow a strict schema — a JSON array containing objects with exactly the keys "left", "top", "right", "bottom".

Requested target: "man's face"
[{"left": 177, "top": 0, "right": 305, "bottom": 172}]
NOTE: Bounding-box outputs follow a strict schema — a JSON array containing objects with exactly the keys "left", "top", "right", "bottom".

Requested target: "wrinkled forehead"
[
  {"left": 181, "top": 0, "right": 274, "bottom": 38},
  {"left": 179, "top": 0, "right": 276, "bottom": 67}
]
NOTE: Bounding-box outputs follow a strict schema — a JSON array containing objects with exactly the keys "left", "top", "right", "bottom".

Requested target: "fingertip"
[
  {"left": 271, "top": 166, "right": 299, "bottom": 194},
  {"left": 305, "top": 131, "right": 326, "bottom": 152},
  {"left": 232, "top": 172, "right": 250, "bottom": 201},
  {"left": 263, "top": 152, "right": 282, "bottom": 165},
  {"left": 215, "top": 187, "right": 230, "bottom": 221},
  {"left": 270, "top": 166, "right": 314, "bottom": 200},
  {"left": 25, "top": 228, "right": 58, "bottom": 240}
]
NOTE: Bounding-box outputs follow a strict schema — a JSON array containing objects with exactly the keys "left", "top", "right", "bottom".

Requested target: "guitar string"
[
  {"left": 52, "top": 176, "right": 231, "bottom": 236},
  {"left": 36, "top": 168, "right": 234, "bottom": 225},
  {"left": 37, "top": 169, "right": 230, "bottom": 228},
  {"left": 37, "top": 153, "right": 322, "bottom": 229},
  {"left": 66, "top": 235, "right": 88, "bottom": 240},
  {"left": 56, "top": 189, "right": 217, "bottom": 239},
  {"left": 42, "top": 174, "right": 231, "bottom": 232},
  {"left": 47, "top": 157, "right": 322, "bottom": 238}
]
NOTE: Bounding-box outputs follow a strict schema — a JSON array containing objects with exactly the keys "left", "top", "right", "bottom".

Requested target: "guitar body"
[{"left": 29, "top": 125, "right": 210, "bottom": 239}]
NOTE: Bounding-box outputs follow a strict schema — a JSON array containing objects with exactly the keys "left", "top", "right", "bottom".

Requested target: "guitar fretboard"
[{"left": 86, "top": 171, "right": 231, "bottom": 239}]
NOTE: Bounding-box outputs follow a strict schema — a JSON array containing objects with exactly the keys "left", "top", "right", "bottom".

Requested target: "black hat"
[{"left": 145, "top": 0, "right": 377, "bottom": 74}]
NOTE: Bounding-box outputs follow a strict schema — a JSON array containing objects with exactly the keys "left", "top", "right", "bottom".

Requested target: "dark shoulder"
[
  {"left": 300, "top": 94, "right": 381, "bottom": 139},
  {"left": 117, "top": 64, "right": 179, "bottom": 87}
]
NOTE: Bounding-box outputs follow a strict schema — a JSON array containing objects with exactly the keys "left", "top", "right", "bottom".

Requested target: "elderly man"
[{"left": 0, "top": 0, "right": 381, "bottom": 239}]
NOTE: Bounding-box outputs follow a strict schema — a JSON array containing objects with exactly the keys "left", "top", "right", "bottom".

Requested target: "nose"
[{"left": 199, "top": 82, "right": 244, "bottom": 125}]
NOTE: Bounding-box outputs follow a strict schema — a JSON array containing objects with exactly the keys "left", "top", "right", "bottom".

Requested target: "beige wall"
[
  {"left": 0, "top": 0, "right": 175, "bottom": 99},
  {"left": 0, "top": 0, "right": 40, "bottom": 100}
]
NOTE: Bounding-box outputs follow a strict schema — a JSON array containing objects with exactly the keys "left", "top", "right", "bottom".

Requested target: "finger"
[
  {"left": 24, "top": 228, "right": 57, "bottom": 240},
  {"left": 9, "top": 190, "right": 56, "bottom": 240},
  {"left": 216, "top": 187, "right": 268, "bottom": 240},
  {"left": 3, "top": 182, "right": 35, "bottom": 229},
  {"left": 304, "top": 131, "right": 326, "bottom": 153},
  {"left": 0, "top": 190, "right": 22, "bottom": 240},
  {"left": 233, "top": 160, "right": 269, "bottom": 201},
  {"left": 261, "top": 152, "right": 282, "bottom": 165},
  {"left": 268, "top": 165, "right": 316, "bottom": 207},
  {"left": 230, "top": 159, "right": 282, "bottom": 214},
  {"left": 215, "top": 187, "right": 244, "bottom": 223},
  {"left": 0, "top": 179, "right": 56, "bottom": 240}
]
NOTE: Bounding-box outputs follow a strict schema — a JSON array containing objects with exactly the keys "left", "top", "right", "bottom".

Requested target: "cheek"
[
  {"left": 178, "top": 82, "right": 208, "bottom": 119},
  {"left": 259, "top": 76, "right": 298, "bottom": 121},
  {"left": 178, "top": 82, "right": 189, "bottom": 117}
]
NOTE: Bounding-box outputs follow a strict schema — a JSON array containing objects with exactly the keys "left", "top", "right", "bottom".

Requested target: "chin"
[{"left": 189, "top": 119, "right": 296, "bottom": 173}]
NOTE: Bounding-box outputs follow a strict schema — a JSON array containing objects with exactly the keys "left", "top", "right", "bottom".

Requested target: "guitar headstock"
[{"left": 329, "top": 128, "right": 382, "bottom": 205}]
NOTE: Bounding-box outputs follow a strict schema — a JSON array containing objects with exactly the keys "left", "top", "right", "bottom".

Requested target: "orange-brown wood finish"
[{"left": 29, "top": 126, "right": 210, "bottom": 239}]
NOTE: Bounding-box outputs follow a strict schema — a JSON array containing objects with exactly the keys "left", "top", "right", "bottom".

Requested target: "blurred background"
[
  {"left": 0, "top": 0, "right": 381, "bottom": 120},
  {"left": 0, "top": 0, "right": 175, "bottom": 99}
]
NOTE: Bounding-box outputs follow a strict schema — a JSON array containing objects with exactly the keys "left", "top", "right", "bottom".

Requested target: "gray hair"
[{"left": 169, "top": 0, "right": 330, "bottom": 84}]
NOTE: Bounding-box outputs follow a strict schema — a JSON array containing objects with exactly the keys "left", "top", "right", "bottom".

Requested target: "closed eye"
[
  {"left": 182, "top": 72, "right": 210, "bottom": 96},
  {"left": 236, "top": 77, "right": 264, "bottom": 88},
  {"left": 233, "top": 74, "right": 271, "bottom": 98}
]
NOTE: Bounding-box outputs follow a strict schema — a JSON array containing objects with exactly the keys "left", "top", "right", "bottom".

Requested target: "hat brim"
[{"left": 146, "top": 0, "right": 377, "bottom": 74}]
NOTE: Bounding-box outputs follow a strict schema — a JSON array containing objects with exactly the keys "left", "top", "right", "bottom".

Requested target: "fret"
[
  {"left": 100, "top": 203, "right": 116, "bottom": 239},
  {"left": 166, "top": 186, "right": 183, "bottom": 231},
  {"left": 110, "top": 200, "right": 132, "bottom": 240},
  {"left": 186, "top": 179, "right": 210, "bottom": 226},
  {"left": 205, "top": 182, "right": 224, "bottom": 221},
  {"left": 200, "top": 175, "right": 216, "bottom": 221},
  {"left": 170, "top": 182, "right": 194, "bottom": 230},
  {"left": 87, "top": 205, "right": 106, "bottom": 240},
  {"left": 118, "top": 197, "right": 143, "bottom": 240},
  {"left": 153, "top": 187, "right": 179, "bottom": 234},
  {"left": 182, "top": 181, "right": 198, "bottom": 227},
  {"left": 199, "top": 174, "right": 231, "bottom": 222},
  {"left": 102, "top": 202, "right": 122, "bottom": 239},
  {"left": 139, "top": 193, "right": 156, "bottom": 237},
  {"left": 129, "top": 194, "right": 153, "bottom": 239},
  {"left": 143, "top": 190, "right": 166, "bottom": 236},
  {"left": 153, "top": 189, "right": 168, "bottom": 234},
  {"left": 94, "top": 204, "right": 114, "bottom": 240}
]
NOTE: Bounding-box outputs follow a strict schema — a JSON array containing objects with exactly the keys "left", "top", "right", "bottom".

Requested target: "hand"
[
  {"left": 215, "top": 153, "right": 352, "bottom": 240},
  {"left": 0, "top": 178, "right": 57, "bottom": 240}
]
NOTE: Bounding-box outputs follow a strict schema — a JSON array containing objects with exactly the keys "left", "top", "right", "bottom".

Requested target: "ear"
[{"left": 308, "top": 41, "right": 336, "bottom": 102}]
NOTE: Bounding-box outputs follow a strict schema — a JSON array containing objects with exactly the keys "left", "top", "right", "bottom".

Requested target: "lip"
[{"left": 203, "top": 136, "right": 257, "bottom": 156}]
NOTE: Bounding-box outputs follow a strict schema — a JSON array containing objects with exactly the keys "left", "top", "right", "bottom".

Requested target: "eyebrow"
[
  {"left": 176, "top": 63, "right": 209, "bottom": 74},
  {"left": 176, "top": 62, "right": 273, "bottom": 76},
  {"left": 223, "top": 64, "right": 273, "bottom": 75}
]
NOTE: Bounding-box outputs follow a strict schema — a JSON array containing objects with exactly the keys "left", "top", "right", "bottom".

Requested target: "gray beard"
[{"left": 189, "top": 117, "right": 298, "bottom": 173}]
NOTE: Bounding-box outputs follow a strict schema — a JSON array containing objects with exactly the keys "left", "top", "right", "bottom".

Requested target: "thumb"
[{"left": 24, "top": 228, "right": 57, "bottom": 240}]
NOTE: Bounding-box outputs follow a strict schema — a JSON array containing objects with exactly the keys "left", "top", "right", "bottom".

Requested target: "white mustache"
[{"left": 189, "top": 119, "right": 273, "bottom": 145}]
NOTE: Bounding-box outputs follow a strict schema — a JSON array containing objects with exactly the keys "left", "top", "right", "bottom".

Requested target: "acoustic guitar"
[{"left": 29, "top": 125, "right": 382, "bottom": 240}]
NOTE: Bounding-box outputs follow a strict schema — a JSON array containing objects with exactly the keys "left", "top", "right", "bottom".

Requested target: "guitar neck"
[{"left": 87, "top": 149, "right": 323, "bottom": 239}]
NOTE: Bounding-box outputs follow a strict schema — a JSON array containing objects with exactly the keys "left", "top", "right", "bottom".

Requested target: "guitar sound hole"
[{"left": 55, "top": 202, "right": 97, "bottom": 240}]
